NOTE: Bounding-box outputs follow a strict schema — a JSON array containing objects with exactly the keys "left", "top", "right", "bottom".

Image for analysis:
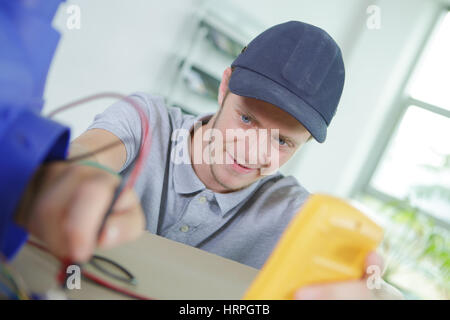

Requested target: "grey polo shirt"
[{"left": 87, "top": 92, "right": 310, "bottom": 269}]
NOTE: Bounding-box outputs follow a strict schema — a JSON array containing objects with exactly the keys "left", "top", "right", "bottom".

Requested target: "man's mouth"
[{"left": 226, "top": 151, "right": 257, "bottom": 174}]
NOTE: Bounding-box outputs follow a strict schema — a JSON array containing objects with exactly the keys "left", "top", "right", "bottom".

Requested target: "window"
[
  {"left": 365, "top": 10, "right": 450, "bottom": 225},
  {"left": 354, "top": 11, "right": 450, "bottom": 299}
]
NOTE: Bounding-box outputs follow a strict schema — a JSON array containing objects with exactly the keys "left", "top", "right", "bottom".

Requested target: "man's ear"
[{"left": 218, "top": 67, "right": 232, "bottom": 106}]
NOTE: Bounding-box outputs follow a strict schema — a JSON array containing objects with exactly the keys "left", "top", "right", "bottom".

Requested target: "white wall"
[
  {"left": 44, "top": 0, "right": 205, "bottom": 138},
  {"left": 280, "top": 0, "right": 441, "bottom": 197},
  {"left": 226, "top": 0, "right": 372, "bottom": 61}
]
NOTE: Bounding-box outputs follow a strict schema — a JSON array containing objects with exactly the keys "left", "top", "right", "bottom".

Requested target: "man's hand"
[
  {"left": 15, "top": 161, "right": 145, "bottom": 262},
  {"left": 294, "top": 251, "right": 404, "bottom": 300}
]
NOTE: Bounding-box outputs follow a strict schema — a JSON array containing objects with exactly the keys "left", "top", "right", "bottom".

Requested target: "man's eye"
[
  {"left": 278, "top": 138, "right": 286, "bottom": 146},
  {"left": 241, "top": 114, "right": 251, "bottom": 124}
]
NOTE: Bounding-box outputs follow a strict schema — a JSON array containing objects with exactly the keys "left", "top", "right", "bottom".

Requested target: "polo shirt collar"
[
  {"left": 172, "top": 113, "right": 211, "bottom": 195},
  {"left": 214, "top": 181, "right": 261, "bottom": 214}
]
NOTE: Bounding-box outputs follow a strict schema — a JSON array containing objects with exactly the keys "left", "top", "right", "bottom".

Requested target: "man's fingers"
[
  {"left": 294, "top": 251, "right": 385, "bottom": 300},
  {"left": 63, "top": 172, "right": 120, "bottom": 262},
  {"left": 27, "top": 163, "right": 86, "bottom": 258},
  {"left": 25, "top": 161, "right": 143, "bottom": 263},
  {"left": 364, "top": 251, "right": 384, "bottom": 279},
  {"left": 98, "top": 189, "right": 145, "bottom": 249},
  {"left": 294, "top": 280, "right": 375, "bottom": 300}
]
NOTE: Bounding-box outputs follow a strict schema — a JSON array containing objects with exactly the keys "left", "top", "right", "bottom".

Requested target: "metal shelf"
[{"left": 164, "top": 1, "right": 265, "bottom": 115}]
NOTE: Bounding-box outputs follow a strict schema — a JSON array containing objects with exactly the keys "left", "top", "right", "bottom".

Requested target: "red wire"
[
  {"left": 27, "top": 239, "right": 153, "bottom": 300},
  {"left": 47, "top": 92, "right": 152, "bottom": 197},
  {"left": 43, "top": 93, "right": 154, "bottom": 299},
  {"left": 81, "top": 271, "right": 152, "bottom": 300}
]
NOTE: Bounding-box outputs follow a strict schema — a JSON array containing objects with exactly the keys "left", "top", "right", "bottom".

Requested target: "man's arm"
[
  {"left": 14, "top": 125, "right": 144, "bottom": 262},
  {"left": 69, "top": 128, "right": 127, "bottom": 172}
]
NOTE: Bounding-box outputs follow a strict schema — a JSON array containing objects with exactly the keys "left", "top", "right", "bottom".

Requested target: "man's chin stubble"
[{"left": 210, "top": 164, "right": 258, "bottom": 193}]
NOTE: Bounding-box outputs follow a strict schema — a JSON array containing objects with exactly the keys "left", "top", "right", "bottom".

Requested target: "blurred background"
[{"left": 43, "top": 0, "right": 450, "bottom": 299}]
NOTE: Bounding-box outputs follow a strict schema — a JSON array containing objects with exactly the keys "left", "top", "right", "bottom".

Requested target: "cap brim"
[{"left": 228, "top": 67, "right": 327, "bottom": 143}]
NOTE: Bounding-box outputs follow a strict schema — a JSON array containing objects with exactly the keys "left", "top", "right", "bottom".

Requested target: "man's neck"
[{"left": 189, "top": 119, "right": 229, "bottom": 194}]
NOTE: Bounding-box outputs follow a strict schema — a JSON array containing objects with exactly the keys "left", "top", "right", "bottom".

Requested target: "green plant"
[{"left": 378, "top": 153, "right": 450, "bottom": 299}]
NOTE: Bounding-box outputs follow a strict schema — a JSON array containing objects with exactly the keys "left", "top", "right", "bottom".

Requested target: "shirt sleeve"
[
  {"left": 86, "top": 92, "right": 170, "bottom": 173},
  {"left": 250, "top": 175, "right": 311, "bottom": 269},
  {"left": 0, "top": 0, "right": 69, "bottom": 260},
  {"left": 0, "top": 106, "right": 70, "bottom": 260}
]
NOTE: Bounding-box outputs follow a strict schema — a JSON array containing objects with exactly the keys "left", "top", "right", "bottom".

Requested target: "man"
[{"left": 16, "top": 20, "right": 403, "bottom": 299}]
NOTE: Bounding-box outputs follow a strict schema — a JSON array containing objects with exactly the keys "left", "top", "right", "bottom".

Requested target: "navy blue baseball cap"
[{"left": 229, "top": 21, "right": 345, "bottom": 143}]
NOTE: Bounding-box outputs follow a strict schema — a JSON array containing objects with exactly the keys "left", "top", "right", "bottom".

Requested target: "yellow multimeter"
[{"left": 243, "top": 194, "right": 383, "bottom": 300}]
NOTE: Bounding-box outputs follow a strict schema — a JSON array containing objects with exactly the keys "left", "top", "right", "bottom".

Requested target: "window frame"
[{"left": 352, "top": 7, "right": 450, "bottom": 228}]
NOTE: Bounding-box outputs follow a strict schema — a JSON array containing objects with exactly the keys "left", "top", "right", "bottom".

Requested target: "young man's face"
[{"left": 205, "top": 91, "right": 312, "bottom": 192}]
